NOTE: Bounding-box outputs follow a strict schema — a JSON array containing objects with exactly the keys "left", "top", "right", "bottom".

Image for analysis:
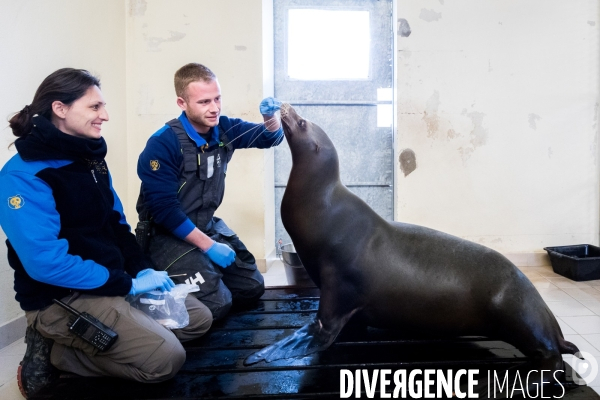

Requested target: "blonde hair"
[{"left": 174, "top": 63, "right": 217, "bottom": 99}]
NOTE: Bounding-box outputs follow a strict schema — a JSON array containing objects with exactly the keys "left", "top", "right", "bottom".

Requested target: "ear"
[
  {"left": 176, "top": 97, "right": 187, "bottom": 111},
  {"left": 51, "top": 101, "right": 68, "bottom": 119}
]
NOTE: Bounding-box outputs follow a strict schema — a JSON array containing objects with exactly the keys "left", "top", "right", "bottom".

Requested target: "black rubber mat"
[{"left": 32, "top": 286, "right": 599, "bottom": 399}]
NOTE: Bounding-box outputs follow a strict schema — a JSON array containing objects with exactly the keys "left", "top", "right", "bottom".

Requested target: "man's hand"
[
  {"left": 184, "top": 228, "right": 235, "bottom": 267},
  {"left": 205, "top": 241, "right": 236, "bottom": 268}
]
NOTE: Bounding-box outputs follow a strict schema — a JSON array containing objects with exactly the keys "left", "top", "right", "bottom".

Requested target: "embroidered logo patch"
[
  {"left": 150, "top": 160, "right": 160, "bottom": 171},
  {"left": 8, "top": 195, "right": 24, "bottom": 209}
]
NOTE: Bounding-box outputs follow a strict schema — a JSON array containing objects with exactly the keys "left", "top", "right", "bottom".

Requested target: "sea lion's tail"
[
  {"left": 559, "top": 338, "right": 581, "bottom": 357},
  {"left": 551, "top": 307, "right": 580, "bottom": 357}
]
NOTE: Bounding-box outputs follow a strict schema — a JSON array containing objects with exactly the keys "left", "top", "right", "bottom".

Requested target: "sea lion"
[{"left": 245, "top": 104, "right": 579, "bottom": 384}]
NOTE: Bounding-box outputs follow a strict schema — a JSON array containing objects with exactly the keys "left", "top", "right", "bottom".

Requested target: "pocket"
[
  {"left": 198, "top": 152, "right": 213, "bottom": 180},
  {"left": 182, "top": 146, "right": 197, "bottom": 173},
  {"left": 233, "top": 259, "right": 258, "bottom": 271},
  {"left": 211, "top": 218, "right": 236, "bottom": 237},
  {"left": 215, "top": 233, "right": 257, "bottom": 270},
  {"left": 230, "top": 242, "right": 258, "bottom": 272},
  {"left": 107, "top": 306, "right": 167, "bottom": 367},
  {"left": 199, "top": 149, "right": 226, "bottom": 207},
  {"left": 39, "top": 303, "right": 120, "bottom": 357}
]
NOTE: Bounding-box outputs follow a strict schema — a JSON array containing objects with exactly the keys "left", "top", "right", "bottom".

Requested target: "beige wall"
[
  {"left": 0, "top": 0, "right": 127, "bottom": 330},
  {"left": 0, "top": 0, "right": 276, "bottom": 336},
  {"left": 396, "top": 0, "right": 600, "bottom": 257},
  {"left": 125, "top": 0, "right": 275, "bottom": 267},
  {"left": 0, "top": 0, "right": 599, "bottom": 334}
]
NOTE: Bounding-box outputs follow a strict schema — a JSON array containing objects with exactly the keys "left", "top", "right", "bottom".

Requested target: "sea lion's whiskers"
[
  {"left": 224, "top": 114, "right": 282, "bottom": 147},
  {"left": 222, "top": 120, "right": 246, "bottom": 135},
  {"left": 223, "top": 124, "right": 263, "bottom": 146},
  {"left": 247, "top": 126, "right": 273, "bottom": 148},
  {"left": 268, "top": 132, "right": 285, "bottom": 149},
  {"left": 247, "top": 114, "right": 283, "bottom": 148}
]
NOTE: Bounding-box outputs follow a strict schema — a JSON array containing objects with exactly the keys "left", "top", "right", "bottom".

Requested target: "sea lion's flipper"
[
  {"left": 245, "top": 260, "right": 362, "bottom": 365},
  {"left": 244, "top": 316, "right": 334, "bottom": 365},
  {"left": 244, "top": 305, "right": 361, "bottom": 365}
]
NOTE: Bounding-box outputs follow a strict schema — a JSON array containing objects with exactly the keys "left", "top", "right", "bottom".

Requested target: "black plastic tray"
[{"left": 544, "top": 244, "right": 600, "bottom": 281}]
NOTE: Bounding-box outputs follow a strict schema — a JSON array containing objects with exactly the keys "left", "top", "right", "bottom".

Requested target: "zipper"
[{"left": 91, "top": 169, "right": 98, "bottom": 183}]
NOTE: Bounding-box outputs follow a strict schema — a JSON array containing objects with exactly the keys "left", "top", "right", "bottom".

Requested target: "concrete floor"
[{"left": 2, "top": 262, "right": 600, "bottom": 399}]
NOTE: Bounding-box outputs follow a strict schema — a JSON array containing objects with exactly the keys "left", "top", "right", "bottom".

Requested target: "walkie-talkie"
[
  {"left": 53, "top": 299, "right": 118, "bottom": 352},
  {"left": 135, "top": 220, "right": 152, "bottom": 252}
]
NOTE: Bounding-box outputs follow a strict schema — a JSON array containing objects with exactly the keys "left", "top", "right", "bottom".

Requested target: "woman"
[{"left": 0, "top": 68, "right": 212, "bottom": 398}]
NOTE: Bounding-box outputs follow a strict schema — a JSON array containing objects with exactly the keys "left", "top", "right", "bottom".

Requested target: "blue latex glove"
[
  {"left": 129, "top": 269, "right": 175, "bottom": 295},
  {"left": 136, "top": 268, "right": 155, "bottom": 278},
  {"left": 205, "top": 241, "right": 236, "bottom": 268},
  {"left": 259, "top": 97, "right": 282, "bottom": 116}
]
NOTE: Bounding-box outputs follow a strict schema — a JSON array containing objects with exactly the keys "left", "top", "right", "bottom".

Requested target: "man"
[{"left": 137, "top": 63, "right": 284, "bottom": 320}]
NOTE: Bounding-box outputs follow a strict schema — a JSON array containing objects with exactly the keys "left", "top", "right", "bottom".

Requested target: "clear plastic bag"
[{"left": 126, "top": 284, "right": 199, "bottom": 329}]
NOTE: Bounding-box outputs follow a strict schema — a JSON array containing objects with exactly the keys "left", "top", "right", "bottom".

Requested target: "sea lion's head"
[
  {"left": 280, "top": 103, "right": 336, "bottom": 159},
  {"left": 279, "top": 103, "right": 339, "bottom": 178},
  {"left": 280, "top": 103, "right": 312, "bottom": 140}
]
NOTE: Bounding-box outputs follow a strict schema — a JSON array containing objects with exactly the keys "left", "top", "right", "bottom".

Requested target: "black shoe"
[{"left": 17, "top": 327, "right": 59, "bottom": 398}]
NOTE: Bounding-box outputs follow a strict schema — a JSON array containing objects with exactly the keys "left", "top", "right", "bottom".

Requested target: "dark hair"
[
  {"left": 8, "top": 68, "right": 101, "bottom": 138},
  {"left": 174, "top": 63, "right": 216, "bottom": 99}
]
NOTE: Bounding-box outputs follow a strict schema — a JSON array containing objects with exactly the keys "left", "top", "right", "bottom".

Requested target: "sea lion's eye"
[{"left": 298, "top": 120, "right": 306, "bottom": 127}]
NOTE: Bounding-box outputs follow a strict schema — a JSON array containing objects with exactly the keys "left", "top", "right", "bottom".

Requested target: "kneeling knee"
[
  {"left": 235, "top": 282, "right": 265, "bottom": 303},
  {"left": 212, "top": 300, "right": 232, "bottom": 320},
  {"left": 145, "top": 341, "right": 186, "bottom": 382},
  {"left": 185, "top": 303, "right": 213, "bottom": 337}
]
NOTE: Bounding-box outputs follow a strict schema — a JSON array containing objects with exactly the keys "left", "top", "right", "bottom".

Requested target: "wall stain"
[
  {"left": 467, "top": 111, "right": 488, "bottom": 149},
  {"left": 548, "top": 147, "right": 553, "bottom": 159},
  {"left": 423, "top": 91, "right": 440, "bottom": 138},
  {"left": 589, "top": 21, "right": 596, "bottom": 26},
  {"left": 447, "top": 129, "right": 458, "bottom": 139},
  {"left": 144, "top": 31, "right": 186, "bottom": 52},
  {"left": 399, "top": 149, "right": 417, "bottom": 177},
  {"left": 528, "top": 113, "right": 541, "bottom": 130},
  {"left": 398, "top": 50, "right": 412, "bottom": 60},
  {"left": 439, "top": 0, "right": 445, "bottom": 4},
  {"left": 397, "top": 18, "right": 411, "bottom": 37},
  {"left": 129, "top": 0, "right": 147, "bottom": 17},
  {"left": 419, "top": 9, "right": 442, "bottom": 22},
  {"left": 458, "top": 146, "right": 474, "bottom": 163},
  {"left": 235, "top": 45, "right": 247, "bottom": 51},
  {"left": 457, "top": 111, "right": 488, "bottom": 163},
  {"left": 136, "top": 85, "right": 154, "bottom": 115}
]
